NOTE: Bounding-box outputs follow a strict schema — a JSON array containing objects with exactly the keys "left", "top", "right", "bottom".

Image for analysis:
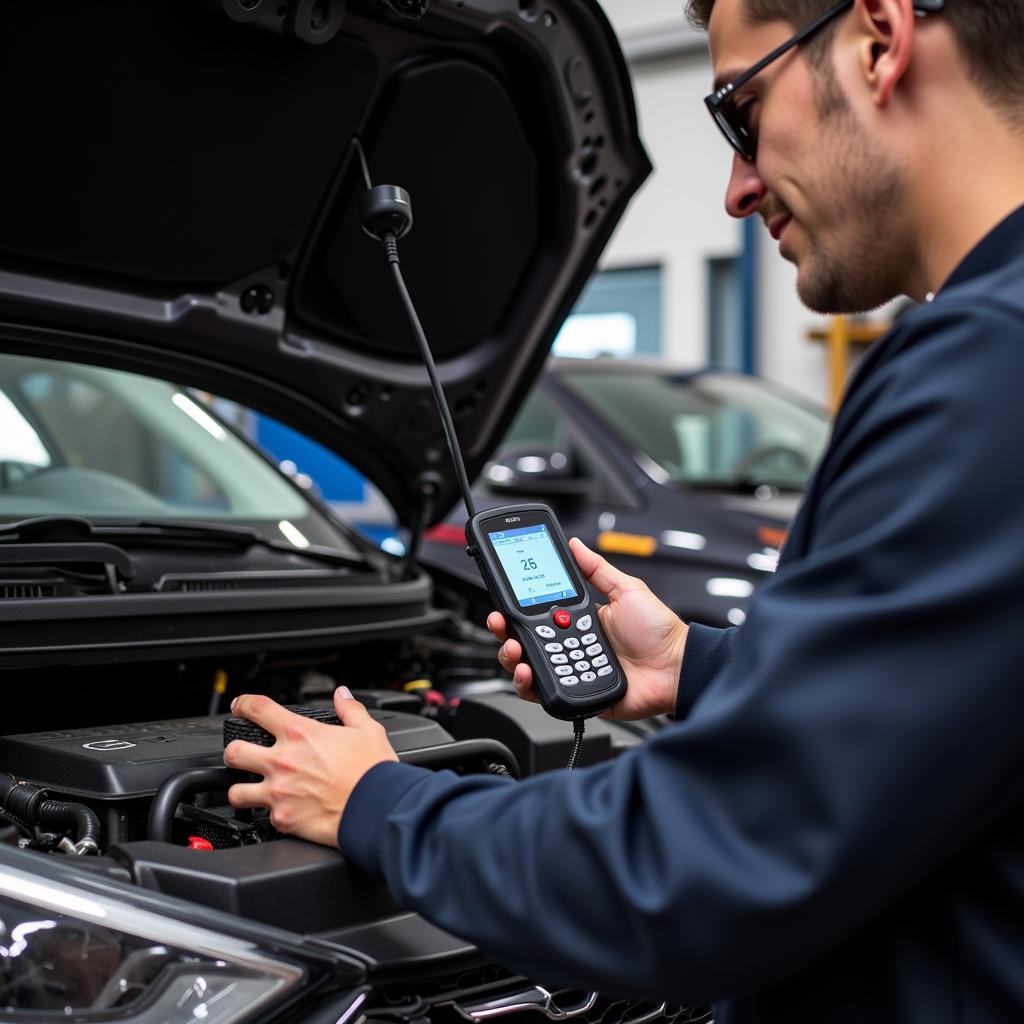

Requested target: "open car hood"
[{"left": 0, "top": 0, "right": 650, "bottom": 528}]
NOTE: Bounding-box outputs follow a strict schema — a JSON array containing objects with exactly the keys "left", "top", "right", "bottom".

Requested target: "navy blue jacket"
[{"left": 341, "top": 205, "right": 1024, "bottom": 1022}]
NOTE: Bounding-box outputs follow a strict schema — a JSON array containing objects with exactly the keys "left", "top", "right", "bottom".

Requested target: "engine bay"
[{"left": 0, "top": 642, "right": 645, "bottom": 936}]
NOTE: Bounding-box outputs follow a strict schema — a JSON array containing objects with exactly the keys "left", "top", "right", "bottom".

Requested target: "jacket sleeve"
[
  {"left": 339, "top": 305, "right": 1024, "bottom": 1006},
  {"left": 676, "top": 622, "right": 737, "bottom": 718}
]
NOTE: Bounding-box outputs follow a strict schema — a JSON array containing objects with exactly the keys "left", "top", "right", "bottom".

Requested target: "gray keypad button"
[
  {"left": 544, "top": 642, "right": 564, "bottom": 654},
  {"left": 586, "top": 644, "right": 603, "bottom": 657},
  {"left": 564, "top": 637, "right": 581, "bottom": 650},
  {"left": 580, "top": 672, "right": 597, "bottom": 683},
  {"left": 561, "top": 676, "right": 580, "bottom": 686},
  {"left": 577, "top": 615, "right": 592, "bottom": 631},
  {"left": 569, "top": 650, "right": 586, "bottom": 662},
  {"left": 536, "top": 626, "right": 557, "bottom": 639},
  {"left": 592, "top": 654, "right": 609, "bottom": 668},
  {"left": 576, "top": 661, "right": 591, "bottom": 673},
  {"left": 556, "top": 665, "right": 574, "bottom": 677},
  {"left": 597, "top": 666, "right": 614, "bottom": 677},
  {"left": 581, "top": 633, "right": 597, "bottom": 646},
  {"left": 551, "top": 654, "right": 569, "bottom": 665}
]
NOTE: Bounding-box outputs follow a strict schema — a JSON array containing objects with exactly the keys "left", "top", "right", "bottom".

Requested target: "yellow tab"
[
  {"left": 597, "top": 531, "right": 657, "bottom": 557},
  {"left": 403, "top": 679, "right": 433, "bottom": 693}
]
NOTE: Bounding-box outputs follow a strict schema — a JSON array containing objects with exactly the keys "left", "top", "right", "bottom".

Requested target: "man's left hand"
[{"left": 225, "top": 687, "right": 398, "bottom": 848}]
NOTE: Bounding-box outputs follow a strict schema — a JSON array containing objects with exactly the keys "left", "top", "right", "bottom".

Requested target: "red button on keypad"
[{"left": 553, "top": 610, "right": 572, "bottom": 629}]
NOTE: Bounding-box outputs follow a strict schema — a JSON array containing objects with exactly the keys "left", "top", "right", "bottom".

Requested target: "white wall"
[{"left": 595, "top": 0, "right": 834, "bottom": 404}]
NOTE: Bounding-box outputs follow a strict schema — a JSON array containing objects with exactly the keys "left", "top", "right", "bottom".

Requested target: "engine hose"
[
  {"left": 0, "top": 776, "right": 100, "bottom": 854},
  {"left": 36, "top": 800, "right": 101, "bottom": 855},
  {"left": 148, "top": 766, "right": 249, "bottom": 844},
  {"left": 0, "top": 774, "right": 45, "bottom": 823}
]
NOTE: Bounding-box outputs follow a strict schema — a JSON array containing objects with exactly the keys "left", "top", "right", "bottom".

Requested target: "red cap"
[
  {"left": 553, "top": 609, "right": 571, "bottom": 629},
  {"left": 187, "top": 836, "right": 214, "bottom": 851}
]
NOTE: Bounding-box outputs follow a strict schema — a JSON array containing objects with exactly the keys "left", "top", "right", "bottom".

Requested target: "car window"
[
  {"left": 499, "top": 390, "right": 561, "bottom": 449},
  {"left": 0, "top": 354, "right": 348, "bottom": 547},
  {"left": 559, "top": 370, "right": 830, "bottom": 490},
  {"left": 20, "top": 369, "right": 231, "bottom": 511}
]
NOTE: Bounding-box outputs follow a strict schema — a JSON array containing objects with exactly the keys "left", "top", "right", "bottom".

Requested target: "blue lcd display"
[{"left": 487, "top": 524, "right": 579, "bottom": 608}]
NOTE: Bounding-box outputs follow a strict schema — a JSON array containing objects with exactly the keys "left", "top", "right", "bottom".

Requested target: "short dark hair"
[{"left": 686, "top": 0, "right": 1024, "bottom": 118}]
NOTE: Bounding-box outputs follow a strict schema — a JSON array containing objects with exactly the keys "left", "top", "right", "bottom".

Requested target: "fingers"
[
  {"left": 230, "top": 693, "right": 296, "bottom": 737},
  {"left": 487, "top": 611, "right": 509, "bottom": 642},
  {"left": 227, "top": 779, "right": 268, "bottom": 809},
  {"left": 497, "top": 637, "right": 523, "bottom": 674},
  {"left": 223, "top": 739, "right": 270, "bottom": 774},
  {"left": 512, "top": 663, "right": 537, "bottom": 703},
  {"left": 569, "top": 537, "right": 645, "bottom": 601},
  {"left": 333, "top": 686, "right": 376, "bottom": 728}
]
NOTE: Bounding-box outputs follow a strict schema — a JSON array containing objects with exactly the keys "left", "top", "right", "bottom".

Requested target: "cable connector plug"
[{"left": 361, "top": 185, "right": 413, "bottom": 242}]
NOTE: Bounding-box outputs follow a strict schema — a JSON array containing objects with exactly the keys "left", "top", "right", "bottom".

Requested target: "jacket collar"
[{"left": 941, "top": 202, "right": 1024, "bottom": 294}]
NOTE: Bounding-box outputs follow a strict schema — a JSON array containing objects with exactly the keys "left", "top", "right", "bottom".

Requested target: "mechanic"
[{"left": 224, "top": 0, "right": 1024, "bottom": 1019}]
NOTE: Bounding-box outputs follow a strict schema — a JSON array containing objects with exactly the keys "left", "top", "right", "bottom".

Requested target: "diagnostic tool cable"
[{"left": 352, "top": 136, "right": 587, "bottom": 768}]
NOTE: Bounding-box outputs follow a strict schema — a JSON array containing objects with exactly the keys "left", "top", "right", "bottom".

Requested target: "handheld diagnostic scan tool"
[{"left": 466, "top": 505, "right": 625, "bottom": 721}]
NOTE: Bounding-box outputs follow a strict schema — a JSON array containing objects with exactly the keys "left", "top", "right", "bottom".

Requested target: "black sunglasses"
[{"left": 705, "top": 0, "right": 945, "bottom": 162}]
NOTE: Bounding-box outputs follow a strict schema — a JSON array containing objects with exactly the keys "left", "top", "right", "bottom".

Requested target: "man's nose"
[{"left": 725, "top": 153, "right": 767, "bottom": 218}]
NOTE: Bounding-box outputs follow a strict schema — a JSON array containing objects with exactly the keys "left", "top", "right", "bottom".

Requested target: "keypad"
[{"left": 542, "top": 611, "right": 617, "bottom": 691}]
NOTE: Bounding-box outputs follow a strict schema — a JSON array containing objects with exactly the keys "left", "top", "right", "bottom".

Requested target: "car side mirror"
[{"left": 482, "top": 446, "right": 592, "bottom": 499}]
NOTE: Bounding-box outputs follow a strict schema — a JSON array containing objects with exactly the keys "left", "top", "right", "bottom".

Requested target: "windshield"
[
  {"left": 559, "top": 369, "right": 831, "bottom": 490},
  {"left": 0, "top": 354, "right": 350, "bottom": 548}
]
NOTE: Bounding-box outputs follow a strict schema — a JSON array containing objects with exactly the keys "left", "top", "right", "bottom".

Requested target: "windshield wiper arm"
[{"left": 0, "top": 516, "right": 372, "bottom": 573}]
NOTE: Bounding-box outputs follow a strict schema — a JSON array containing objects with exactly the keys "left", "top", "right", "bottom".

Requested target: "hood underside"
[{"left": 0, "top": 0, "right": 650, "bottom": 527}]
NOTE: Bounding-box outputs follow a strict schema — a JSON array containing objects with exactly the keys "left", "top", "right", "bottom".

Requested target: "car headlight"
[{"left": 0, "top": 857, "right": 305, "bottom": 1022}]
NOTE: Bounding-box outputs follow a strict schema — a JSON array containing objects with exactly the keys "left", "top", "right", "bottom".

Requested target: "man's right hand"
[{"left": 487, "top": 537, "right": 688, "bottom": 721}]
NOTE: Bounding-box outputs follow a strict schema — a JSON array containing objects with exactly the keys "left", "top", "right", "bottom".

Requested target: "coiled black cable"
[{"left": 566, "top": 719, "right": 586, "bottom": 771}]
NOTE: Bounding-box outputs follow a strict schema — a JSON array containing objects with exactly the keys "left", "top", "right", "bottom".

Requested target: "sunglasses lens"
[{"left": 718, "top": 108, "right": 755, "bottom": 161}]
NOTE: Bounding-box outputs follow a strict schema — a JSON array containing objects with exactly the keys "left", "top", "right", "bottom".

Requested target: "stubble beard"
[{"left": 795, "top": 67, "right": 909, "bottom": 315}]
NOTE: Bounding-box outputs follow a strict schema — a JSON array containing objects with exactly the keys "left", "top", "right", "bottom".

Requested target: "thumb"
[
  {"left": 333, "top": 686, "right": 374, "bottom": 727},
  {"left": 569, "top": 537, "right": 646, "bottom": 601}
]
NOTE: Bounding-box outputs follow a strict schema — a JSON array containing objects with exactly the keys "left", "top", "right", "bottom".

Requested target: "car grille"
[
  {"left": 0, "top": 580, "right": 63, "bottom": 599},
  {"left": 575, "top": 999, "right": 712, "bottom": 1024},
  {"left": 367, "top": 965, "right": 712, "bottom": 1024}
]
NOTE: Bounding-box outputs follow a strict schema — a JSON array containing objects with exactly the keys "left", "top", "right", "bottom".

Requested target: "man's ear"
[{"left": 853, "top": 0, "right": 916, "bottom": 107}]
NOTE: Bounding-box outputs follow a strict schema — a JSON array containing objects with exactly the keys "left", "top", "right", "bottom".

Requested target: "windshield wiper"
[{"left": 0, "top": 516, "right": 374, "bottom": 573}]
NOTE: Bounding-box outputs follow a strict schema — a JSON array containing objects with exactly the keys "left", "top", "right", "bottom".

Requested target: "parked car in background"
[{"left": 422, "top": 359, "right": 831, "bottom": 626}]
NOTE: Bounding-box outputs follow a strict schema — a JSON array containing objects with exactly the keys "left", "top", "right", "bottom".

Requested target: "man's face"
[{"left": 709, "top": 0, "right": 910, "bottom": 313}]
